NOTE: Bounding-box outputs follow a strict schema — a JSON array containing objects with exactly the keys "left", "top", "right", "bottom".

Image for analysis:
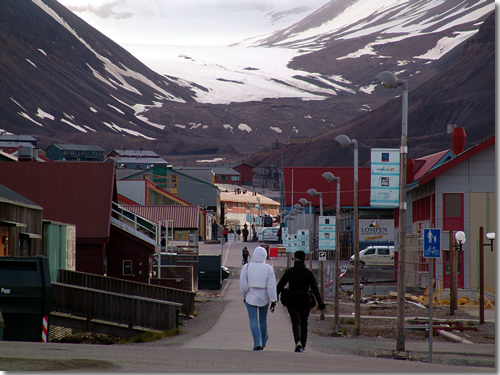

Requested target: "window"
[
  {"left": 443, "top": 193, "right": 463, "bottom": 231},
  {"left": 219, "top": 176, "right": 227, "bottom": 181},
  {"left": 444, "top": 194, "right": 461, "bottom": 217},
  {"left": 365, "top": 248, "right": 375, "bottom": 255},
  {"left": 231, "top": 176, "right": 240, "bottom": 181},
  {"left": 123, "top": 260, "right": 132, "bottom": 276},
  {"left": 377, "top": 248, "right": 390, "bottom": 255},
  {"left": 171, "top": 175, "right": 177, "bottom": 189}
]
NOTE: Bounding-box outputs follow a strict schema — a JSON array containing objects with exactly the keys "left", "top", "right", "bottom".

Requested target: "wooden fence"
[
  {"left": 51, "top": 282, "right": 181, "bottom": 332},
  {"left": 57, "top": 269, "right": 195, "bottom": 316}
]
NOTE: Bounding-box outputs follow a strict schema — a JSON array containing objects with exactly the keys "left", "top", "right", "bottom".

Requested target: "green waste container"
[
  {"left": 0, "top": 311, "right": 4, "bottom": 340},
  {"left": 0, "top": 256, "right": 51, "bottom": 342},
  {"left": 198, "top": 254, "right": 222, "bottom": 290}
]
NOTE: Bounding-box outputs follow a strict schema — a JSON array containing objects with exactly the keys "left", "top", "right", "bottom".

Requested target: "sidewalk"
[{"left": 192, "top": 240, "right": 296, "bottom": 352}]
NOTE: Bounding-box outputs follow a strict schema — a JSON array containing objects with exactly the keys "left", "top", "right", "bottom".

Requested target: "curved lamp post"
[
  {"left": 294, "top": 203, "right": 305, "bottom": 227},
  {"left": 307, "top": 188, "right": 324, "bottom": 318},
  {"left": 299, "top": 197, "right": 313, "bottom": 270},
  {"left": 322, "top": 171, "right": 341, "bottom": 335},
  {"left": 377, "top": 70, "right": 408, "bottom": 351},
  {"left": 335, "top": 134, "right": 360, "bottom": 335}
]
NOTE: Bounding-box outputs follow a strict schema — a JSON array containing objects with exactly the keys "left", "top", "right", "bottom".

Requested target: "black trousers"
[{"left": 287, "top": 303, "right": 310, "bottom": 347}]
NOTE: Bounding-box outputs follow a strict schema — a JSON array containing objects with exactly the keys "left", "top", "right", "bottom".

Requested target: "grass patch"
[
  {"left": 339, "top": 317, "right": 355, "bottom": 325},
  {"left": 118, "top": 328, "right": 181, "bottom": 344}
]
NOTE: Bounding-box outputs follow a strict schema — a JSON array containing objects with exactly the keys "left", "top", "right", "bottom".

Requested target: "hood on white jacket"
[{"left": 251, "top": 246, "right": 267, "bottom": 263}]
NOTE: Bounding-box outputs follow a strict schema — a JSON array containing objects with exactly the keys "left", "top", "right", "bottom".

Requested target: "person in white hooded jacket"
[{"left": 239, "top": 246, "right": 278, "bottom": 350}]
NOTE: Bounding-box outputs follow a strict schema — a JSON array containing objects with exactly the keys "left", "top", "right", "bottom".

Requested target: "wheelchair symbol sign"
[{"left": 423, "top": 228, "right": 441, "bottom": 258}]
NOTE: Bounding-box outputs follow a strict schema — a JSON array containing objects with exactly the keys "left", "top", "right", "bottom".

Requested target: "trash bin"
[
  {"left": 0, "top": 311, "right": 4, "bottom": 341},
  {"left": 0, "top": 256, "right": 51, "bottom": 342},
  {"left": 198, "top": 254, "right": 222, "bottom": 290}
]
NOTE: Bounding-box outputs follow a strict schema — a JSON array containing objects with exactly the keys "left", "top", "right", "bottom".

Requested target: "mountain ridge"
[{"left": 0, "top": 0, "right": 494, "bottom": 169}]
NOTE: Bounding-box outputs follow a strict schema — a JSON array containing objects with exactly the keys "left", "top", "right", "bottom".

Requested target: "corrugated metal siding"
[
  {"left": 284, "top": 167, "right": 371, "bottom": 208},
  {"left": 178, "top": 174, "right": 219, "bottom": 207},
  {"left": 470, "top": 146, "right": 496, "bottom": 192},
  {"left": 122, "top": 205, "right": 199, "bottom": 228}
]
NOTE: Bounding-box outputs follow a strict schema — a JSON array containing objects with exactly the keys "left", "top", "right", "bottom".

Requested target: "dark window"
[
  {"left": 378, "top": 248, "right": 390, "bottom": 255},
  {"left": 123, "top": 260, "right": 132, "bottom": 276}
]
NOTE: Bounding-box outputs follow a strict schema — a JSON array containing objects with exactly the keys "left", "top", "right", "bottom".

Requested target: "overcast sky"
[{"left": 58, "top": 0, "right": 330, "bottom": 46}]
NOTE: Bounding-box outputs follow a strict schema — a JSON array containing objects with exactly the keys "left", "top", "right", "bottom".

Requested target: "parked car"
[
  {"left": 221, "top": 266, "right": 230, "bottom": 280},
  {"left": 349, "top": 246, "right": 395, "bottom": 268},
  {"left": 257, "top": 227, "right": 280, "bottom": 242}
]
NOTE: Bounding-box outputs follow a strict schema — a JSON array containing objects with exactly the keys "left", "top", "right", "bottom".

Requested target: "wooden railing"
[
  {"left": 51, "top": 282, "right": 181, "bottom": 332},
  {"left": 57, "top": 269, "right": 196, "bottom": 316}
]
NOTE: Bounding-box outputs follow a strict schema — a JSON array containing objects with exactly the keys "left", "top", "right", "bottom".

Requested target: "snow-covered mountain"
[
  {"left": 60, "top": 0, "right": 495, "bottom": 105},
  {"left": 0, "top": 0, "right": 495, "bottom": 168},
  {"left": 58, "top": 0, "right": 331, "bottom": 46}
]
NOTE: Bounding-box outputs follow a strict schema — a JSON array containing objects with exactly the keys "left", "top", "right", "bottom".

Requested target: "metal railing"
[{"left": 111, "top": 202, "right": 158, "bottom": 245}]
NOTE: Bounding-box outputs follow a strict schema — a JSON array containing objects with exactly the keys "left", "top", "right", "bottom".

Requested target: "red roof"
[
  {"left": 418, "top": 136, "right": 495, "bottom": 185},
  {"left": 122, "top": 205, "right": 200, "bottom": 228},
  {"left": 284, "top": 167, "right": 371, "bottom": 208},
  {"left": 412, "top": 150, "right": 455, "bottom": 180},
  {"left": 0, "top": 162, "right": 115, "bottom": 242}
]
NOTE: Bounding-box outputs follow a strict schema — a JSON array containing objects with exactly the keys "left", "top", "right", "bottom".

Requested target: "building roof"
[
  {"left": 176, "top": 166, "right": 239, "bottom": 175},
  {"left": 219, "top": 187, "right": 280, "bottom": 207},
  {"left": 416, "top": 136, "right": 495, "bottom": 186},
  {"left": 121, "top": 205, "right": 200, "bottom": 228},
  {"left": 0, "top": 184, "right": 42, "bottom": 210},
  {"left": 0, "top": 162, "right": 115, "bottom": 241},
  {"left": 109, "top": 149, "right": 159, "bottom": 158},
  {"left": 48, "top": 144, "right": 104, "bottom": 152},
  {"left": 0, "top": 134, "right": 37, "bottom": 142},
  {"left": 111, "top": 156, "right": 169, "bottom": 165},
  {"left": 411, "top": 150, "right": 455, "bottom": 180}
]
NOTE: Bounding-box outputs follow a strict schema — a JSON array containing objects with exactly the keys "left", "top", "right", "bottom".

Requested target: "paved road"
[{"left": 0, "top": 239, "right": 494, "bottom": 372}]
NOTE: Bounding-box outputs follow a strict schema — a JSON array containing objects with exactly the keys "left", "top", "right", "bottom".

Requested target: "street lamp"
[
  {"left": 294, "top": 203, "right": 305, "bottom": 227},
  {"left": 480, "top": 227, "right": 495, "bottom": 324},
  {"left": 335, "top": 134, "right": 360, "bottom": 335},
  {"left": 376, "top": 70, "right": 408, "bottom": 351},
  {"left": 307, "top": 188, "right": 323, "bottom": 216},
  {"left": 298, "top": 198, "right": 312, "bottom": 220},
  {"left": 322, "top": 171, "right": 341, "bottom": 335},
  {"left": 308, "top": 188, "right": 324, "bottom": 318},
  {"left": 299, "top": 197, "right": 314, "bottom": 270}
]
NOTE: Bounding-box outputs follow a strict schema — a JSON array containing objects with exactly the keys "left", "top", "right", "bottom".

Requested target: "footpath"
[{"left": 0, "top": 240, "right": 494, "bottom": 372}]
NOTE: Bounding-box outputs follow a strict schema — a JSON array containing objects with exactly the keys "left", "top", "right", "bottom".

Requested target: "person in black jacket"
[{"left": 276, "top": 250, "right": 325, "bottom": 352}]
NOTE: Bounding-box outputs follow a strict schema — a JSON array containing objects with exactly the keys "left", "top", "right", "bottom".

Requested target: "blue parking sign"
[{"left": 423, "top": 228, "right": 441, "bottom": 258}]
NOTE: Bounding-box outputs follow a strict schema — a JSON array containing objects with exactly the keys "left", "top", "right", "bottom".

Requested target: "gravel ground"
[
  {"left": 148, "top": 273, "right": 495, "bottom": 369},
  {"left": 48, "top": 272, "right": 495, "bottom": 369}
]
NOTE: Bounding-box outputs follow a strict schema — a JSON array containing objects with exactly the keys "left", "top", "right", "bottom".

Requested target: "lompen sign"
[
  {"left": 359, "top": 219, "right": 394, "bottom": 242},
  {"left": 370, "top": 148, "right": 399, "bottom": 207}
]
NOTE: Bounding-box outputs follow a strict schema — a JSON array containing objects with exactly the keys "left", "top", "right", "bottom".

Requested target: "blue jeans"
[{"left": 244, "top": 301, "right": 269, "bottom": 348}]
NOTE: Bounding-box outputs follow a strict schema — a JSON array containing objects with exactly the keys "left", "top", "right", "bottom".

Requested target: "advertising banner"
[
  {"left": 297, "top": 229, "right": 310, "bottom": 253},
  {"left": 319, "top": 216, "right": 336, "bottom": 250},
  {"left": 370, "top": 148, "right": 399, "bottom": 207},
  {"left": 359, "top": 219, "right": 394, "bottom": 242}
]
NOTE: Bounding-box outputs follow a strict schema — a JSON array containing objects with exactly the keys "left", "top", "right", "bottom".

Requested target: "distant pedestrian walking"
[
  {"left": 276, "top": 250, "right": 325, "bottom": 352},
  {"left": 242, "top": 224, "right": 249, "bottom": 242},
  {"left": 240, "top": 246, "right": 277, "bottom": 351},
  {"left": 242, "top": 246, "right": 250, "bottom": 264},
  {"left": 223, "top": 226, "right": 229, "bottom": 242},
  {"left": 236, "top": 228, "right": 241, "bottom": 241}
]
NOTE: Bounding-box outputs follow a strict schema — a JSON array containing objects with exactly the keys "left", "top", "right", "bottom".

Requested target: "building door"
[
  {"left": 442, "top": 249, "right": 464, "bottom": 288},
  {"left": 442, "top": 193, "right": 465, "bottom": 288}
]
